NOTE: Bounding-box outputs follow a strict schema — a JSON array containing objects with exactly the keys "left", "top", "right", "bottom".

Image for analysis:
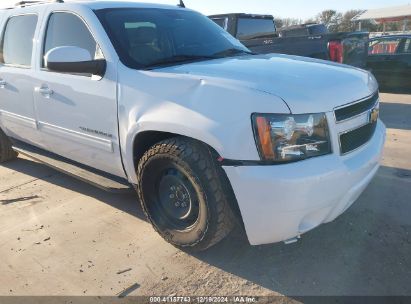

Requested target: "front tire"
[
  {"left": 136, "top": 137, "right": 235, "bottom": 251},
  {"left": 0, "top": 128, "right": 17, "bottom": 163}
]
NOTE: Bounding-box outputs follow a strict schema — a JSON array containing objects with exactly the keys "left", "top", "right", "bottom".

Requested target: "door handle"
[
  {"left": 35, "top": 85, "right": 54, "bottom": 98},
  {"left": 0, "top": 79, "right": 6, "bottom": 89}
]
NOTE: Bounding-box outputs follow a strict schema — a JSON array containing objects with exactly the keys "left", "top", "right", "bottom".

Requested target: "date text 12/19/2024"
[{"left": 149, "top": 296, "right": 258, "bottom": 303}]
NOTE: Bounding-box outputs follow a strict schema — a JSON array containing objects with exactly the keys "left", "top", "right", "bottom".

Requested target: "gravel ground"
[{"left": 0, "top": 93, "right": 410, "bottom": 299}]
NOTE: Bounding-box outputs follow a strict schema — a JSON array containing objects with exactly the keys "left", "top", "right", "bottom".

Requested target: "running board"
[{"left": 12, "top": 140, "right": 133, "bottom": 194}]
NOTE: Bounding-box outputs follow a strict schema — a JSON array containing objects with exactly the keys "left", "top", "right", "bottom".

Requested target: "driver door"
[{"left": 33, "top": 10, "right": 125, "bottom": 178}]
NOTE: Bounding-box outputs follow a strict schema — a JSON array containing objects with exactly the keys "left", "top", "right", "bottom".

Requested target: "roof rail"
[{"left": 15, "top": 0, "right": 63, "bottom": 7}]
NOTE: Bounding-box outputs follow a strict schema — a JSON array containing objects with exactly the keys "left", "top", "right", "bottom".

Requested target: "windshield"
[{"left": 95, "top": 8, "right": 251, "bottom": 69}]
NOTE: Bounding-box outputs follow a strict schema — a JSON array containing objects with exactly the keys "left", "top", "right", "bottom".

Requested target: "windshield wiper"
[
  {"left": 144, "top": 50, "right": 254, "bottom": 70},
  {"left": 144, "top": 55, "right": 216, "bottom": 69},
  {"left": 211, "top": 48, "right": 255, "bottom": 58}
]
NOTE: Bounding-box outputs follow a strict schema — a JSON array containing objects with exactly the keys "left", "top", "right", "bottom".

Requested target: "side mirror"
[{"left": 45, "top": 46, "right": 106, "bottom": 77}]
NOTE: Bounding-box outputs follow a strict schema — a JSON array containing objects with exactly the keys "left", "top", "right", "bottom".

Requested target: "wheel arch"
[{"left": 130, "top": 130, "right": 244, "bottom": 229}]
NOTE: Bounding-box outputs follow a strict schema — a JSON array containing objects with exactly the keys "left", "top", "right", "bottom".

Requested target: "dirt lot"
[{"left": 0, "top": 93, "right": 410, "bottom": 299}]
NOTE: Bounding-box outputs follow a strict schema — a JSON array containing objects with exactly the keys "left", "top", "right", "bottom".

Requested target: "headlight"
[{"left": 252, "top": 113, "right": 331, "bottom": 162}]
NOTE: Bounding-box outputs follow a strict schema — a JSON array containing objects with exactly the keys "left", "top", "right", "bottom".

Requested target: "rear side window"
[
  {"left": 308, "top": 24, "right": 327, "bottom": 36},
  {"left": 42, "top": 12, "right": 101, "bottom": 67},
  {"left": 282, "top": 28, "right": 309, "bottom": 38},
  {"left": 236, "top": 18, "right": 275, "bottom": 40},
  {"left": 0, "top": 14, "right": 38, "bottom": 67},
  {"left": 369, "top": 38, "right": 401, "bottom": 55}
]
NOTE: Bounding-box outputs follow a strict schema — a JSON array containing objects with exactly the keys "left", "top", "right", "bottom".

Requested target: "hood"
[{"left": 158, "top": 54, "right": 378, "bottom": 114}]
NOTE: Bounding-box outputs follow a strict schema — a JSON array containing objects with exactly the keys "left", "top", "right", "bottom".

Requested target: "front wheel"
[{"left": 136, "top": 137, "right": 235, "bottom": 251}]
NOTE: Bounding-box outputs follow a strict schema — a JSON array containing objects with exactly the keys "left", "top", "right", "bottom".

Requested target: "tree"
[
  {"left": 316, "top": 10, "right": 342, "bottom": 32},
  {"left": 276, "top": 17, "right": 303, "bottom": 28},
  {"left": 339, "top": 10, "right": 362, "bottom": 32},
  {"left": 277, "top": 8, "right": 408, "bottom": 33},
  {"left": 274, "top": 17, "right": 284, "bottom": 29}
]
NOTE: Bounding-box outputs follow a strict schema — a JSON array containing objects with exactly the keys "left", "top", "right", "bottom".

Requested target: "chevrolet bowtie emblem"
[{"left": 369, "top": 106, "right": 379, "bottom": 124}]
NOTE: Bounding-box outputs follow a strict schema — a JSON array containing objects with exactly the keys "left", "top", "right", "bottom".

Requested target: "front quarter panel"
[{"left": 117, "top": 64, "right": 290, "bottom": 183}]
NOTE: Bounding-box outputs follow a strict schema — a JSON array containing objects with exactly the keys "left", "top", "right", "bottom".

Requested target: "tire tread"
[{"left": 136, "top": 137, "right": 235, "bottom": 251}]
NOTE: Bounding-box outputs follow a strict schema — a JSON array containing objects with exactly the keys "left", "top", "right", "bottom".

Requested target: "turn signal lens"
[{"left": 255, "top": 116, "right": 275, "bottom": 160}]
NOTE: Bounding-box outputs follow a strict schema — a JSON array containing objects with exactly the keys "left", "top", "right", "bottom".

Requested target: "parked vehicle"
[
  {"left": 367, "top": 35, "right": 411, "bottom": 89},
  {"left": 0, "top": 0, "right": 385, "bottom": 251},
  {"left": 278, "top": 23, "right": 327, "bottom": 37},
  {"left": 209, "top": 13, "right": 370, "bottom": 68}
]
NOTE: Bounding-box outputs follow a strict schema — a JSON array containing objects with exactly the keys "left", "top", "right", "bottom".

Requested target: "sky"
[{"left": 1, "top": 0, "right": 410, "bottom": 20}]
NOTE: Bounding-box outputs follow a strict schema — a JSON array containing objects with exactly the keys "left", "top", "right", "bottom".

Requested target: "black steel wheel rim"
[{"left": 143, "top": 160, "right": 200, "bottom": 231}]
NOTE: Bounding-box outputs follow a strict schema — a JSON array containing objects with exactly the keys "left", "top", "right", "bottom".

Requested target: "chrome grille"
[
  {"left": 339, "top": 121, "right": 377, "bottom": 154},
  {"left": 335, "top": 93, "right": 379, "bottom": 122},
  {"left": 335, "top": 92, "right": 379, "bottom": 154}
]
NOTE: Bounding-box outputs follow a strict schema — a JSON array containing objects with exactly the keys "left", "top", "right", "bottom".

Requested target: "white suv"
[{"left": 0, "top": 0, "right": 385, "bottom": 251}]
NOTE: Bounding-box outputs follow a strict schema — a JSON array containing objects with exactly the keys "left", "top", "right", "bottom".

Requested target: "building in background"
[{"left": 352, "top": 4, "right": 411, "bottom": 37}]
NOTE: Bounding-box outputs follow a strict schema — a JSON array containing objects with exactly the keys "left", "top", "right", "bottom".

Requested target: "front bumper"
[{"left": 223, "top": 120, "right": 386, "bottom": 246}]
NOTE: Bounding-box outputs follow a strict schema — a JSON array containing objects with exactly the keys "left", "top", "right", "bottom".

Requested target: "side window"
[
  {"left": 0, "top": 14, "right": 38, "bottom": 67},
  {"left": 308, "top": 24, "right": 327, "bottom": 36},
  {"left": 369, "top": 38, "right": 401, "bottom": 55},
  {"left": 282, "top": 28, "right": 309, "bottom": 38},
  {"left": 42, "top": 12, "right": 102, "bottom": 68}
]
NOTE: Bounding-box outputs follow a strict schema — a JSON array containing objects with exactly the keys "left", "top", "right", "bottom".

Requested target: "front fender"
[
  {"left": 117, "top": 64, "right": 290, "bottom": 183},
  {"left": 123, "top": 120, "right": 224, "bottom": 184}
]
